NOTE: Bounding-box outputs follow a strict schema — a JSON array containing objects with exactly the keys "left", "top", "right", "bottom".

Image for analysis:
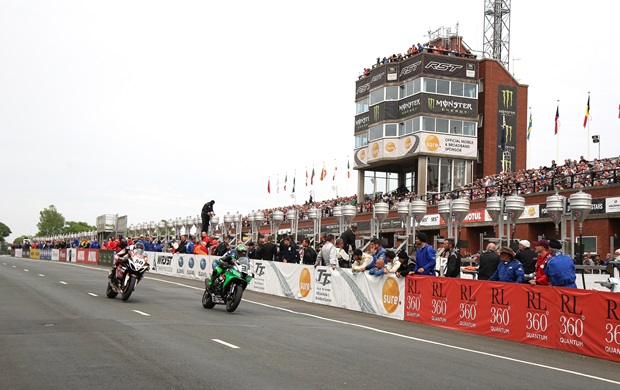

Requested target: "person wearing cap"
[
  {"left": 414, "top": 232, "right": 436, "bottom": 276},
  {"left": 351, "top": 248, "right": 372, "bottom": 273},
  {"left": 530, "top": 239, "right": 551, "bottom": 285},
  {"left": 489, "top": 247, "right": 525, "bottom": 283},
  {"left": 515, "top": 239, "right": 537, "bottom": 276},
  {"left": 544, "top": 239, "right": 577, "bottom": 288},
  {"left": 395, "top": 250, "right": 416, "bottom": 278},
  {"left": 444, "top": 238, "right": 461, "bottom": 278}
]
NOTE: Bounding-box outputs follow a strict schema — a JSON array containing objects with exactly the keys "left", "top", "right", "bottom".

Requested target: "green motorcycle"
[{"left": 202, "top": 257, "right": 254, "bottom": 312}]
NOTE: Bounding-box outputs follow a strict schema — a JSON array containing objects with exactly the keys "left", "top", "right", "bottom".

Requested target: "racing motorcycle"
[
  {"left": 202, "top": 257, "right": 254, "bottom": 312},
  {"left": 106, "top": 245, "right": 149, "bottom": 302}
]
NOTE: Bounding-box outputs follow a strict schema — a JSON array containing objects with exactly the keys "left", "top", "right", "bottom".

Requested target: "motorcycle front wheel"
[
  {"left": 202, "top": 289, "right": 216, "bottom": 309},
  {"left": 225, "top": 284, "right": 244, "bottom": 312},
  {"left": 122, "top": 275, "right": 136, "bottom": 302},
  {"left": 106, "top": 283, "right": 118, "bottom": 299}
]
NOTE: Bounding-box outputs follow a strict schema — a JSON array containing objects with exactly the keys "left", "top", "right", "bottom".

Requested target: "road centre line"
[
  {"left": 59, "top": 281, "right": 67, "bottom": 285},
  {"left": 38, "top": 274, "right": 44, "bottom": 277},
  {"left": 212, "top": 339, "right": 239, "bottom": 349},
  {"left": 132, "top": 310, "right": 151, "bottom": 317},
  {"left": 24, "top": 269, "right": 29, "bottom": 272},
  {"left": 88, "top": 293, "right": 98, "bottom": 297},
  {"left": 62, "top": 264, "right": 620, "bottom": 385}
]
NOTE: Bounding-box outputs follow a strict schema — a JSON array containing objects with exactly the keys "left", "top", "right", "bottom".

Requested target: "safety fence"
[{"left": 13, "top": 248, "right": 620, "bottom": 363}]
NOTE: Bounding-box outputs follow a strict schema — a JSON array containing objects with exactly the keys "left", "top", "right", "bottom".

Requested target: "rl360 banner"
[{"left": 403, "top": 276, "right": 620, "bottom": 363}]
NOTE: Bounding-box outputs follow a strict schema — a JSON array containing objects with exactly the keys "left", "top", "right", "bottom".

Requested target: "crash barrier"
[{"left": 14, "top": 250, "right": 620, "bottom": 362}]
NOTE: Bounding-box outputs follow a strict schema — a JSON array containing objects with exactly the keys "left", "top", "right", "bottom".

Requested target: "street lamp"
[
  {"left": 308, "top": 207, "right": 321, "bottom": 246},
  {"left": 333, "top": 205, "right": 343, "bottom": 235},
  {"left": 397, "top": 199, "right": 427, "bottom": 255},
  {"left": 223, "top": 213, "right": 233, "bottom": 239},
  {"left": 253, "top": 211, "right": 265, "bottom": 243},
  {"left": 286, "top": 208, "right": 299, "bottom": 243},
  {"left": 371, "top": 202, "right": 389, "bottom": 240},
  {"left": 271, "top": 210, "right": 284, "bottom": 239},
  {"left": 438, "top": 198, "right": 470, "bottom": 247}
]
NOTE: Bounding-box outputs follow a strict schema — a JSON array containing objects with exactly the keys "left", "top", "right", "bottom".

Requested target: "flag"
[
  {"left": 277, "top": 175, "right": 279, "bottom": 193},
  {"left": 320, "top": 164, "right": 327, "bottom": 181},
  {"left": 267, "top": 177, "right": 270, "bottom": 194},
  {"left": 311, "top": 166, "right": 315, "bottom": 185},
  {"left": 583, "top": 96, "right": 590, "bottom": 128},
  {"left": 292, "top": 176, "right": 296, "bottom": 193},
  {"left": 527, "top": 113, "right": 532, "bottom": 141},
  {"left": 332, "top": 161, "right": 337, "bottom": 181},
  {"left": 347, "top": 159, "right": 350, "bottom": 178},
  {"left": 500, "top": 115, "right": 506, "bottom": 151},
  {"left": 305, "top": 167, "right": 308, "bottom": 187},
  {"left": 554, "top": 105, "right": 559, "bottom": 135},
  {"left": 284, "top": 172, "right": 287, "bottom": 192}
]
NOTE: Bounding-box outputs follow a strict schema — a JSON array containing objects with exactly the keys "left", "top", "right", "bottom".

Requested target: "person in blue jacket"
[
  {"left": 363, "top": 238, "right": 386, "bottom": 272},
  {"left": 90, "top": 239, "right": 101, "bottom": 249},
  {"left": 489, "top": 247, "right": 525, "bottom": 283},
  {"left": 545, "top": 239, "right": 577, "bottom": 288},
  {"left": 414, "top": 232, "right": 436, "bottom": 275}
]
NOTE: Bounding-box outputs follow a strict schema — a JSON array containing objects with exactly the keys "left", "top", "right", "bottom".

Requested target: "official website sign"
[{"left": 418, "top": 132, "right": 477, "bottom": 158}]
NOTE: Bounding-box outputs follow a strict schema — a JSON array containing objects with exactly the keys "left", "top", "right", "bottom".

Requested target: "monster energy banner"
[
  {"left": 496, "top": 85, "right": 518, "bottom": 173},
  {"left": 367, "top": 101, "right": 399, "bottom": 127},
  {"left": 398, "top": 95, "right": 422, "bottom": 118},
  {"left": 355, "top": 112, "right": 370, "bottom": 133},
  {"left": 422, "top": 93, "right": 478, "bottom": 119}
]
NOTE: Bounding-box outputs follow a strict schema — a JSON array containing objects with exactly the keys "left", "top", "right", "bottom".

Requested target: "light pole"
[
  {"left": 308, "top": 207, "right": 321, "bottom": 246},
  {"left": 271, "top": 210, "right": 284, "bottom": 239}
]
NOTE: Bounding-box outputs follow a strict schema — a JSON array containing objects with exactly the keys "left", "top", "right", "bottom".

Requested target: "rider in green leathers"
[{"left": 208, "top": 244, "right": 247, "bottom": 289}]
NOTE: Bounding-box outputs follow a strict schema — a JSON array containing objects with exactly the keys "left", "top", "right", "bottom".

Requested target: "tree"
[
  {"left": 0, "top": 221, "right": 11, "bottom": 242},
  {"left": 37, "top": 205, "right": 65, "bottom": 236},
  {"left": 13, "top": 235, "right": 29, "bottom": 244},
  {"left": 65, "top": 221, "right": 96, "bottom": 234}
]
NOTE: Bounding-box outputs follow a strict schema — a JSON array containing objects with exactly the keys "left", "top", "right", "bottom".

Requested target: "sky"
[{"left": 1, "top": 1, "right": 619, "bottom": 241}]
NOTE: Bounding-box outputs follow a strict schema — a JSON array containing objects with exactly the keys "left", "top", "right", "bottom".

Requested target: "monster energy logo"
[
  {"left": 373, "top": 105, "right": 380, "bottom": 121},
  {"left": 502, "top": 90, "right": 514, "bottom": 108},
  {"left": 427, "top": 97, "right": 435, "bottom": 110},
  {"left": 505, "top": 125, "right": 513, "bottom": 142}
]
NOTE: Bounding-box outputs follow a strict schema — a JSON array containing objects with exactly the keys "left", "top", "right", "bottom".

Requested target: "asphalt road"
[{"left": 1, "top": 256, "right": 620, "bottom": 390}]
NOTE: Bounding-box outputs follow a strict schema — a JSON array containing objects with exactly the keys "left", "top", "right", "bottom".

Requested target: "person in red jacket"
[{"left": 531, "top": 239, "right": 551, "bottom": 285}]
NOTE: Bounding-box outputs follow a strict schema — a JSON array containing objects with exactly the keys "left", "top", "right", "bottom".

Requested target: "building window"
[
  {"left": 386, "top": 86, "right": 399, "bottom": 101},
  {"left": 427, "top": 157, "right": 440, "bottom": 194},
  {"left": 451, "top": 81, "right": 464, "bottom": 97},
  {"left": 463, "top": 121, "right": 476, "bottom": 136},
  {"left": 356, "top": 97, "right": 369, "bottom": 114},
  {"left": 450, "top": 120, "right": 463, "bottom": 134},
  {"left": 436, "top": 118, "right": 449, "bottom": 133},
  {"left": 369, "top": 125, "right": 382, "bottom": 141},
  {"left": 464, "top": 82, "right": 477, "bottom": 98},
  {"left": 423, "top": 78, "right": 437, "bottom": 93},
  {"left": 385, "top": 124, "right": 398, "bottom": 137},
  {"left": 355, "top": 133, "right": 368, "bottom": 148},
  {"left": 370, "top": 88, "right": 384, "bottom": 106},
  {"left": 437, "top": 79, "right": 450, "bottom": 95}
]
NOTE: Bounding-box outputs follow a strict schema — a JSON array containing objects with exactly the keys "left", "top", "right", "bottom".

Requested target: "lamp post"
[
  {"left": 333, "top": 205, "right": 343, "bottom": 236},
  {"left": 486, "top": 194, "right": 524, "bottom": 247},
  {"left": 223, "top": 213, "right": 233, "bottom": 239},
  {"left": 166, "top": 219, "right": 174, "bottom": 240},
  {"left": 546, "top": 193, "right": 567, "bottom": 240},
  {"left": 570, "top": 190, "right": 592, "bottom": 262},
  {"left": 247, "top": 212, "right": 255, "bottom": 244},
  {"left": 174, "top": 218, "right": 184, "bottom": 238},
  {"left": 286, "top": 208, "right": 299, "bottom": 243},
  {"left": 438, "top": 198, "right": 470, "bottom": 247},
  {"left": 371, "top": 202, "right": 389, "bottom": 240},
  {"left": 254, "top": 211, "right": 265, "bottom": 243},
  {"left": 233, "top": 212, "right": 242, "bottom": 244},
  {"left": 210, "top": 215, "right": 220, "bottom": 238},
  {"left": 397, "top": 199, "right": 427, "bottom": 255},
  {"left": 271, "top": 210, "right": 284, "bottom": 239},
  {"left": 308, "top": 207, "right": 321, "bottom": 246},
  {"left": 157, "top": 221, "right": 165, "bottom": 241},
  {"left": 504, "top": 194, "right": 525, "bottom": 243}
]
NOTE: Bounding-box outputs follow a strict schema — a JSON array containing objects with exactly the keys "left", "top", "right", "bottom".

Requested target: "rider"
[
  {"left": 109, "top": 242, "right": 145, "bottom": 280},
  {"left": 208, "top": 244, "right": 247, "bottom": 289}
]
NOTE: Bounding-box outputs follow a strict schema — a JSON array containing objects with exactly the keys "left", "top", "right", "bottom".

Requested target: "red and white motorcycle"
[{"left": 106, "top": 245, "right": 149, "bottom": 302}]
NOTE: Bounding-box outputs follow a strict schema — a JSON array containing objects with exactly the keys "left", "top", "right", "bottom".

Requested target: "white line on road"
[
  {"left": 59, "top": 281, "right": 67, "bottom": 285},
  {"left": 38, "top": 274, "right": 45, "bottom": 277},
  {"left": 132, "top": 310, "right": 151, "bottom": 317},
  {"left": 2, "top": 263, "right": 6, "bottom": 265},
  {"left": 212, "top": 339, "right": 239, "bottom": 349},
  {"left": 88, "top": 293, "right": 98, "bottom": 297},
  {"left": 24, "top": 269, "right": 29, "bottom": 272},
  {"left": 12, "top": 265, "right": 16, "bottom": 268}
]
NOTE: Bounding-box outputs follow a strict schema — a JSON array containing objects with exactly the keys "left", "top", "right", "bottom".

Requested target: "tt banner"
[
  {"left": 76, "top": 249, "right": 98, "bottom": 264},
  {"left": 248, "top": 260, "right": 269, "bottom": 294},
  {"left": 98, "top": 250, "right": 116, "bottom": 266},
  {"left": 30, "top": 248, "right": 41, "bottom": 259},
  {"left": 51, "top": 249, "right": 60, "bottom": 261},
  {"left": 14, "top": 249, "right": 22, "bottom": 258}
]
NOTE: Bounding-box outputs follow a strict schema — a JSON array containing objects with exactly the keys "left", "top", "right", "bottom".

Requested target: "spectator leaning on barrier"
[
  {"left": 531, "top": 239, "right": 550, "bottom": 286},
  {"left": 515, "top": 240, "right": 537, "bottom": 276},
  {"left": 395, "top": 250, "right": 415, "bottom": 278},
  {"left": 477, "top": 243, "right": 500, "bottom": 280},
  {"left": 384, "top": 250, "right": 401, "bottom": 275},
  {"left": 335, "top": 238, "right": 350, "bottom": 268},
  {"left": 176, "top": 234, "right": 188, "bottom": 254},
  {"left": 90, "top": 239, "right": 101, "bottom": 249},
  {"left": 281, "top": 237, "right": 299, "bottom": 264},
  {"left": 315, "top": 234, "right": 337, "bottom": 270},
  {"left": 489, "top": 247, "right": 524, "bottom": 283},
  {"left": 351, "top": 249, "right": 372, "bottom": 273},
  {"left": 544, "top": 239, "right": 577, "bottom": 288},
  {"left": 185, "top": 235, "right": 196, "bottom": 255},
  {"left": 363, "top": 238, "right": 386, "bottom": 272},
  {"left": 194, "top": 240, "right": 208, "bottom": 255},
  {"left": 444, "top": 238, "right": 461, "bottom": 278},
  {"left": 414, "top": 232, "right": 436, "bottom": 275},
  {"left": 368, "top": 257, "right": 386, "bottom": 276}
]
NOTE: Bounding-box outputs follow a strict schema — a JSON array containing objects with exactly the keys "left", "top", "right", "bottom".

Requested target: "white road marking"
[
  {"left": 38, "top": 274, "right": 45, "bottom": 277},
  {"left": 59, "top": 281, "right": 68, "bottom": 285},
  {"left": 132, "top": 310, "right": 151, "bottom": 317},
  {"left": 212, "top": 339, "right": 239, "bottom": 349},
  {"left": 2, "top": 263, "right": 6, "bottom": 265},
  {"left": 12, "top": 265, "right": 16, "bottom": 268},
  {"left": 88, "top": 293, "right": 98, "bottom": 297},
  {"left": 24, "top": 269, "right": 29, "bottom": 272}
]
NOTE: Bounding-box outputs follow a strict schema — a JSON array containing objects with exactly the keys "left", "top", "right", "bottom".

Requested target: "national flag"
[
  {"left": 320, "top": 164, "right": 327, "bottom": 181},
  {"left": 267, "top": 177, "right": 270, "bottom": 194},
  {"left": 292, "top": 176, "right": 296, "bottom": 193},
  {"left": 276, "top": 175, "right": 279, "bottom": 193},
  {"left": 500, "top": 115, "right": 506, "bottom": 151},
  {"left": 554, "top": 105, "right": 559, "bottom": 135},
  {"left": 527, "top": 113, "right": 532, "bottom": 141},
  {"left": 311, "top": 166, "right": 315, "bottom": 185},
  {"left": 347, "top": 159, "right": 350, "bottom": 178},
  {"left": 332, "top": 162, "right": 337, "bottom": 181},
  {"left": 583, "top": 96, "right": 590, "bottom": 128},
  {"left": 305, "top": 167, "right": 308, "bottom": 187},
  {"left": 284, "top": 172, "right": 288, "bottom": 192}
]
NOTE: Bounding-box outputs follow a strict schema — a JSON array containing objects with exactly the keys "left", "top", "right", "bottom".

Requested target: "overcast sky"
[{"left": 1, "top": 1, "right": 619, "bottom": 241}]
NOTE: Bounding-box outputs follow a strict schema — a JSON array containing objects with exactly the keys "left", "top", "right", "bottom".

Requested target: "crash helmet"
[
  {"left": 235, "top": 244, "right": 248, "bottom": 257},
  {"left": 134, "top": 242, "right": 145, "bottom": 255}
]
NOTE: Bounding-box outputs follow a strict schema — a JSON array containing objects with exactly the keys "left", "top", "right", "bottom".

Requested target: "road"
[{"left": 1, "top": 256, "right": 619, "bottom": 390}]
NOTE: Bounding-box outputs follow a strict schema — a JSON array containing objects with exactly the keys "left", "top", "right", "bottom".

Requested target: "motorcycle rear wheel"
[
  {"left": 225, "top": 285, "right": 243, "bottom": 312},
  {"left": 121, "top": 275, "right": 136, "bottom": 302},
  {"left": 202, "top": 289, "right": 216, "bottom": 309},
  {"left": 106, "top": 283, "right": 118, "bottom": 299}
]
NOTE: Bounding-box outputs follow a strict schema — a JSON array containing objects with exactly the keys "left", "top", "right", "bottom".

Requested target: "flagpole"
[
  {"left": 527, "top": 107, "right": 530, "bottom": 169},
  {"left": 556, "top": 100, "right": 559, "bottom": 163},
  {"left": 587, "top": 91, "right": 591, "bottom": 161}
]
